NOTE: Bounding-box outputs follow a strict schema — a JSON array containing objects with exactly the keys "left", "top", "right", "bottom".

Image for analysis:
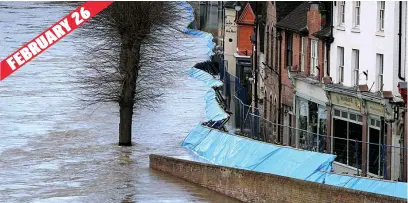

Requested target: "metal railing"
[{"left": 215, "top": 56, "right": 406, "bottom": 182}]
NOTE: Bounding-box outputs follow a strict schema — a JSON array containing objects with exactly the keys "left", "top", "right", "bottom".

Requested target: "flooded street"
[{"left": 0, "top": 2, "right": 239, "bottom": 202}]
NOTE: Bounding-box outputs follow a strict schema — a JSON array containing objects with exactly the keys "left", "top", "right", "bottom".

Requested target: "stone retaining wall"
[{"left": 149, "top": 154, "right": 406, "bottom": 203}]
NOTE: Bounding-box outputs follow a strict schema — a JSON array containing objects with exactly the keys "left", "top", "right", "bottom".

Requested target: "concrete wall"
[{"left": 150, "top": 154, "right": 405, "bottom": 203}]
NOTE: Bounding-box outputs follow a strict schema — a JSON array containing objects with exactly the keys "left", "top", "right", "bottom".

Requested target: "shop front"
[
  {"left": 292, "top": 77, "right": 328, "bottom": 152},
  {"left": 326, "top": 87, "right": 392, "bottom": 178},
  {"left": 329, "top": 92, "right": 363, "bottom": 174},
  {"left": 365, "top": 101, "right": 387, "bottom": 178}
]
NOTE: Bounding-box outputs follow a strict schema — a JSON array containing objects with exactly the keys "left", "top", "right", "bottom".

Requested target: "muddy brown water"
[{"left": 0, "top": 2, "right": 240, "bottom": 202}]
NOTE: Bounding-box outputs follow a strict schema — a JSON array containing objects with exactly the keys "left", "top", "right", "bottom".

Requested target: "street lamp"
[{"left": 233, "top": 1, "right": 242, "bottom": 12}]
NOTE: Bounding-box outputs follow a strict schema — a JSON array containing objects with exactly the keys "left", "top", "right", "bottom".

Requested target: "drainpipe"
[
  {"left": 254, "top": 2, "right": 259, "bottom": 109},
  {"left": 326, "top": 2, "right": 334, "bottom": 77},
  {"left": 277, "top": 31, "right": 283, "bottom": 144},
  {"left": 398, "top": 1, "right": 405, "bottom": 81}
]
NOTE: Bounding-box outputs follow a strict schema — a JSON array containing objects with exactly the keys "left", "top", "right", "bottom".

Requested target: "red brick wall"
[
  {"left": 279, "top": 30, "right": 294, "bottom": 106},
  {"left": 237, "top": 3, "right": 255, "bottom": 56},
  {"left": 307, "top": 4, "right": 321, "bottom": 35},
  {"left": 237, "top": 25, "right": 253, "bottom": 56},
  {"left": 292, "top": 34, "right": 300, "bottom": 71},
  {"left": 306, "top": 3, "right": 325, "bottom": 80}
]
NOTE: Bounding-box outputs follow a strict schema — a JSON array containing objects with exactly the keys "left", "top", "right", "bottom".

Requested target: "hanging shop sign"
[{"left": 330, "top": 92, "right": 361, "bottom": 111}]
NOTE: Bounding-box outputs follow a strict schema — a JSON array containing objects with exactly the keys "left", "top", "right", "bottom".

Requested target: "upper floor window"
[
  {"left": 337, "top": 46, "right": 344, "bottom": 84},
  {"left": 286, "top": 33, "right": 293, "bottom": 67},
  {"left": 353, "top": 1, "right": 361, "bottom": 28},
  {"left": 310, "top": 39, "right": 319, "bottom": 76},
  {"left": 352, "top": 49, "right": 360, "bottom": 86},
  {"left": 376, "top": 54, "right": 384, "bottom": 92},
  {"left": 378, "top": 1, "right": 385, "bottom": 31},
  {"left": 338, "top": 1, "right": 346, "bottom": 26},
  {"left": 300, "top": 37, "right": 307, "bottom": 72}
]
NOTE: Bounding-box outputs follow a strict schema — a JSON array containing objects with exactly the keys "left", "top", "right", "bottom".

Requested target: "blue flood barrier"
[
  {"left": 187, "top": 67, "right": 228, "bottom": 122},
  {"left": 187, "top": 67, "right": 223, "bottom": 88},
  {"left": 204, "top": 89, "right": 229, "bottom": 122},
  {"left": 181, "top": 124, "right": 408, "bottom": 199},
  {"left": 182, "top": 125, "right": 335, "bottom": 178},
  {"left": 179, "top": 1, "right": 407, "bottom": 200}
]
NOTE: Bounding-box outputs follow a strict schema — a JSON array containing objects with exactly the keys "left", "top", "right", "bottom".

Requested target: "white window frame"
[
  {"left": 376, "top": 54, "right": 384, "bottom": 92},
  {"left": 310, "top": 39, "right": 318, "bottom": 76},
  {"left": 378, "top": 1, "right": 385, "bottom": 31},
  {"left": 352, "top": 49, "right": 359, "bottom": 86},
  {"left": 353, "top": 1, "right": 361, "bottom": 28},
  {"left": 338, "top": 1, "right": 346, "bottom": 26},
  {"left": 367, "top": 116, "right": 384, "bottom": 178},
  {"left": 338, "top": 46, "right": 344, "bottom": 84},
  {"left": 301, "top": 37, "right": 306, "bottom": 72}
]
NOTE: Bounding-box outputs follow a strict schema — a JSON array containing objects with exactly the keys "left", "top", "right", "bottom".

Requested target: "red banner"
[{"left": 0, "top": 1, "right": 113, "bottom": 81}]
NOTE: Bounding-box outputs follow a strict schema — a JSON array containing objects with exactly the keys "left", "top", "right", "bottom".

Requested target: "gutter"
[
  {"left": 326, "top": 2, "right": 334, "bottom": 76},
  {"left": 275, "top": 24, "right": 308, "bottom": 36},
  {"left": 398, "top": 1, "right": 405, "bottom": 81}
]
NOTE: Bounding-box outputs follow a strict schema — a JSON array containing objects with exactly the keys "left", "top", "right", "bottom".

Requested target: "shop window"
[
  {"left": 297, "top": 99, "right": 327, "bottom": 152},
  {"left": 357, "top": 115, "right": 363, "bottom": 122},
  {"left": 350, "top": 113, "right": 357, "bottom": 121},
  {"left": 348, "top": 123, "right": 362, "bottom": 168},
  {"left": 341, "top": 111, "right": 347, "bottom": 119},
  {"left": 318, "top": 107, "right": 327, "bottom": 152},
  {"left": 368, "top": 118, "right": 386, "bottom": 177},
  {"left": 298, "top": 99, "right": 308, "bottom": 148},
  {"left": 334, "top": 109, "right": 341, "bottom": 116},
  {"left": 333, "top": 118, "right": 348, "bottom": 164},
  {"left": 333, "top": 109, "right": 363, "bottom": 168},
  {"left": 309, "top": 102, "right": 319, "bottom": 151}
]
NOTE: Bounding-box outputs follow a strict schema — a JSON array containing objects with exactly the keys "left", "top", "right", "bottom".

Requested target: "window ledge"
[
  {"left": 351, "top": 27, "right": 360, "bottom": 33},
  {"left": 375, "top": 31, "right": 385, "bottom": 37},
  {"left": 336, "top": 25, "right": 345, "bottom": 31}
]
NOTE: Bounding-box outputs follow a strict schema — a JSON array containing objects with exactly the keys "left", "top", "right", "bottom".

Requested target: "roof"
[
  {"left": 313, "top": 26, "right": 331, "bottom": 39},
  {"left": 223, "top": 1, "right": 235, "bottom": 9},
  {"left": 237, "top": 2, "right": 255, "bottom": 25},
  {"left": 276, "top": 2, "right": 309, "bottom": 33},
  {"left": 275, "top": 2, "right": 305, "bottom": 22}
]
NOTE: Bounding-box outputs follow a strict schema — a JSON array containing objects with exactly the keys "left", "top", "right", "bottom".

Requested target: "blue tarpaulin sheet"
[
  {"left": 187, "top": 68, "right": 223, "bottom": 88},
  {"left": 181, "top": 124, "right": 408, "bottom": 199},
  {"left": 180, "top": 1, "right": 407, "bottom": 200},
  {"left": 182, "top": 125, "right": 335, "bottom": 178},
  {"left": 203, "top": 88, "right": 228, "bottom": 121},
  {"left": 188, "top": 67, "right": 228, "bottom": 122}
]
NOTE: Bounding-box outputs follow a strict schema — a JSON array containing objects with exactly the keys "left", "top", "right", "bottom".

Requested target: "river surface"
[{"left": 0, "top": 2, "right": 239, "bottom": 202}]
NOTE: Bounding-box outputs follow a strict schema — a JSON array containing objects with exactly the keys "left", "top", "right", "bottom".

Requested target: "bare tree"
[{"left": 77, "top": 2, "right": 190, "bottom": 146}]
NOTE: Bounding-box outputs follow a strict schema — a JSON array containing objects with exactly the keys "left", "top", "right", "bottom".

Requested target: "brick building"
[
  {"left": 236, "top": 3, "right": 255, "bottom": 56},
  {"left": 257, "top": 2, "right": 303, "bottom": 143},
  {"left": 275, "top": 2, "right": 333, "bottom": 147}
]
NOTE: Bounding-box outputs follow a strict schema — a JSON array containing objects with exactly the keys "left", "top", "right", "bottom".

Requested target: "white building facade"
[
  {"left": 330, "top": 1, "right": 406, "bottom": 94},
  {"left": 327, "top": 1, "right": 407, "bottom": 181}
]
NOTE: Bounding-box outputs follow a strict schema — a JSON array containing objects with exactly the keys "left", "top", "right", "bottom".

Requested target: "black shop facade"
[{"left": 324, "top": 84, "right": 393, "bottom": 180}]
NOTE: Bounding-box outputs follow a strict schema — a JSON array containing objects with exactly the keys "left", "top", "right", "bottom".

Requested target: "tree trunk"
[
  {"left": 118, "top": 37, "right": 141, "bottom": 146},
  {"left": 119, "top": 104, "right": 133, "bottom": 146}
]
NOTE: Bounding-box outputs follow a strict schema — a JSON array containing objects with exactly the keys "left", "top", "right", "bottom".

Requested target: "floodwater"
[{"left": 0, "top": 2, "right": 240, "bottom": 203}]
